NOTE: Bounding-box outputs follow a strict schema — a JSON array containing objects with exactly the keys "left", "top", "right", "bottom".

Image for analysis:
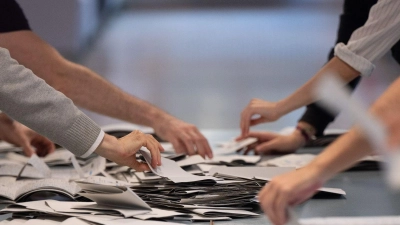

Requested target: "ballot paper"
[
  {"left": 45, "top": 200, "right": 101, "bottom": 214},
  {"left": 205, "top": 155, "right": 261, "bottom": 165},
  {"left": 213, "top": 137, "right": 257, "bottom": 155},
  {"left": 176, "top": 155, "right": 205, "bottom": 167},
  {"left": 191, "top": 208, "right": 259, "bottom": 217},
  {"left": 299, "top": 216, "right": 400, "bottom": 225},
  {"left": 262, "top": 154, "right": 317, "bottom": 168},
  {"left": 75, "top": 203, "right": 150, "bottom": 218},
  {"left": 132, "top": 208, "right": 190, "bottom": 220},
  {"left": 76, "top": 175, "right": 130, "bottom": 187},
  {"left": 0, "top": 177, "right": 80, "bottom": 202},
  {"left": 209, "top": 166, "right": 295, "bottom": 180},
  {"left": 197, "top": 164, "right": 226, "bottom": 172},
  {"left": 262, "top": 154, "right": 384, "bottom": 170},
  {"left": 77, "top": 182, "right": 150, "bottom": 211},
  {"left": 139, "top": 149, "right": 220, "bottom": 183}
]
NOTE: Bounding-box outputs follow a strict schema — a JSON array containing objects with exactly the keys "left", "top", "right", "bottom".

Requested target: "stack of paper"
[{"left": 0, "top": 136, "right": 348, "bottom": 224}]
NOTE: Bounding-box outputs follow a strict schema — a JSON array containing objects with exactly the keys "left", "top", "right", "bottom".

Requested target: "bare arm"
[
  {"left": 240, "top": 57, "right": 359, "bottom": 136},
  {"left": 0, "top": 31, "right": 212, "bottom": 158},
  {"left": 259, "top": 76, "right": 400, "bottom": 225}
]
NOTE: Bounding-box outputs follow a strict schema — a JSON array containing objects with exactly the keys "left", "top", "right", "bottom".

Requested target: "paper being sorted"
[{"left": 139, "top": 149, "right": 220, "bottom": 183}]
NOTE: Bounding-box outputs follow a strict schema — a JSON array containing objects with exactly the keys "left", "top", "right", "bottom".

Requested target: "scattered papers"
[
  {"left": 191, "top": 208, "right": 259, "bottom": 217},
  {"left": 176, "top": 155, "right": 205, "bottom": 167},
  {"left": 209, "top": 166, "right": 295, "bottom": 180},
  {"left": 140, "top": 150, "right": 219, "bottom": 183},
  {"left": 213, "top": 137, "right": 257, "bottom": 155},
  {"left": 77, "top": 184, "right": 150, "bottom": 210},
  {"left": 260, "top": 153, "right": 384, "bottom": 170},
  {"left": 262, "top": 154, "right": 316, "bottom": 168},
  {"left": 205, "top": 155, "right": 261, "bottom": 165}
]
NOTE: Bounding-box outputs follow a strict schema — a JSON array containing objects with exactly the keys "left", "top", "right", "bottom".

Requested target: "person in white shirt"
[{"left": 240, "top": 1, "right": 400, "bottom": 224}]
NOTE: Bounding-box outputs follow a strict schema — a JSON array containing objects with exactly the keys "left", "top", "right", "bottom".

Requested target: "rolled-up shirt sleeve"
[
  {"left": 0, "top": 48, "right": 103, "bottom": 157},
  {"left": 335, "top": 0, "right": 400, "bottom": 77}
]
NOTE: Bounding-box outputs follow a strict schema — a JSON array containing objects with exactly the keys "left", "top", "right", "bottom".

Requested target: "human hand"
[
  {"left": 240, "top": 99, "right": 282, "bottom": 137},
  {"left": 237, "top": 130, "right": 305, "bottom": 155},
  {"left": 153, "top": 117, "right": 213, "bottom": 159},
  {"left": 0, "top": 114, "right": 55, "bottom": 157},
  {"left": 95, "top": 130, "right": 163, "bottom": 172},
  {"left": 258, "top": 167, "right": 324, "bottom": 225}
]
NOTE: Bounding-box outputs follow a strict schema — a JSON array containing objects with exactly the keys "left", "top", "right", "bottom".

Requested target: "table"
[{"left": 1, "top": 129, "right": 400, "bottom": 225}]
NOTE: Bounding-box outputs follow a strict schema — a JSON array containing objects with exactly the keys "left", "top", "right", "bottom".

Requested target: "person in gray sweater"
[{"left": 0, "top": 47, "right": 162, "bottom": 171}]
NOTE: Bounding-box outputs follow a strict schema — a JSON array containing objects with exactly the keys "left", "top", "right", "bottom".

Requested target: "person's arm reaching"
[
  {"left": 0, "top": 47, "right": 162, "bottom": 170},
  {"left": 240, "top": 57, "right": 360, "bottom": 137},
  {"left": 258, "top": 76, "right": 400, "bottom": 225},
  {"left": 0, "top": 30, "right": 212, "bottom": 159},
  {"left": 240, "top": 0, "right": 400, "bottom": 137}
]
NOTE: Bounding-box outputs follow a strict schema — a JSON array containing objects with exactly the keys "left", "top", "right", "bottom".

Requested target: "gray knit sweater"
[{"left": 0, "top": 48, "right": 103, "bottom": 157}]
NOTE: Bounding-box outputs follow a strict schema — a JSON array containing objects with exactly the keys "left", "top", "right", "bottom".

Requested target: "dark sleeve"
[
  {"left": 0, "top": 0, "right": 31, "bottom": 33},
  {"left": 299, "top": 0, "right": 377, "bottom": 136}
]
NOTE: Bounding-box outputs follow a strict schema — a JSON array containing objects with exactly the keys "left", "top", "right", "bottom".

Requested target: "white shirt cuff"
[
  {"left": 334, "top": 43, "right": 376, "bottom": 77},
  {"left": 80, "top": 130, "right": 105, "bottom": 158}
]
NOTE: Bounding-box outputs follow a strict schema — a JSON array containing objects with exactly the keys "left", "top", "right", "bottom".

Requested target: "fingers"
[
  {"left": 260, "top": 182, "right": 288, "bottom": 225},
  {"left": 240, "top": 107, "right": 252, "bottom": 137},
  {"left": 127, "top": 155, "right": 150, "bottom": 172},
  {"left": 179, "top": 132, "right": 197, "bottom": 156},
  {"left": 188, "top": 130, "right": 213, "bottom": 159},
  {"left": 31, "top": 136, "right": 55, "bottom": 157},
  {"left": 22, "top": 144, "right": 35, "bottom": 157},
  {"left": 170, "top": 128, "right": 213, "bottom": 159},
  {"left": 143, "top": 133, "right": 162, "bottom": 168}
]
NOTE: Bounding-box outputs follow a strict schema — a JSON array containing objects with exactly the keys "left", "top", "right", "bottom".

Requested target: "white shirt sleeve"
[{"left": 334, "top": 0, "right": 400, "bottom": 76}]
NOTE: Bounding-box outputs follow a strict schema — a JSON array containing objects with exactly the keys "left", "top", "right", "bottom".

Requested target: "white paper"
[
  {"left": 45, "top": 200, "right": 98, "bottom": 214},
  {"left": 133, "top": 208, "right": 189, "bottom": 220},
  {"left": 263, "top": 154, "right": 316, "bottom": 169},
  {"left": 205, "top": 155, "right": 261, "bottom": 164},
  {"left": 209, "top": 166, "right": 295, "bottom": 180},
  {"left": 213, "top": 137, "right": 257, "bottom": 155},
  {"left": 70, "top": 155, "right": 84, "bottom": 178},
  {"left": 75, "top": 203, "right": 150, "bottom": 217},
  {"left": 60, "top": 217, "right": 90, "bottom": 225},
  {"left": 140, "top": 149, "right": 219, "bottom": 183},
  {"left": 79, "top": 187, "right": 150, "bottom": 210},
  {"left": 192, "top": 208, "right": 259, "bottom": 217},
  {"left": 77, "top": 175, "right": 130, "bottom": 187},
  {"left": 176, "top": 155, "right": 205, "bottom": 167},
  {"left": 197, "top": 164, "right": 226, "bottom": 172}
]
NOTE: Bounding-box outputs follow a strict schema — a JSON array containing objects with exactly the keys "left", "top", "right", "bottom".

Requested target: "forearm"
[
  {"left": 0, "top": 31, "right": 172, "bottom": 128},
  {"left": 0, "top": 48, "right": 102, "bottom": 157},
  {"left": 307, "top": 77, "right": 400, "bottom": 180},
  {"left": 55, "top": 62, "right": 172, "bottom": 128},
  {"left": 278, "top": 57, "right": 360, "bottom": 115}
]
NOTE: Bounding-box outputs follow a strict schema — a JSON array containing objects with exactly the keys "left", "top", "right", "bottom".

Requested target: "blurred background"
[{"left": 16, "top": 0, "right": 400, "bottom": 132}]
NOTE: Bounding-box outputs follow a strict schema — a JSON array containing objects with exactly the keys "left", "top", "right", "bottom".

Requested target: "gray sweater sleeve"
[{"left": 0, "top": 48, "right": 103, "bottom": 157}]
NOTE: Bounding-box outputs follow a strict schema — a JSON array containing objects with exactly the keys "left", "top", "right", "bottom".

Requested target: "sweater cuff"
[
  {"left": 334, "top": 43, "right": 375, "bottom": 77},
  {"left": 58, "top": 112, "right": 103, "bottom": 157},
  {"left": 81, "top": 130, "right": 105, "bottom": 158}
]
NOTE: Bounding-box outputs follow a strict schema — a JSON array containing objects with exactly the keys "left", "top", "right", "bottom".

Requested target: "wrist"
[
  {"left": 95, "top": 134, "right": 122, "bottom": 158},
  {"left": 292, "top": 129, "right": 307, "bottom": 147}
]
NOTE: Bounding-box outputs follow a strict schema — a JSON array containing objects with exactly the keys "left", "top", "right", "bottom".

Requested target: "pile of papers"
[{"left": 0, "top": 139, "right": 346, "bottom": 224}]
